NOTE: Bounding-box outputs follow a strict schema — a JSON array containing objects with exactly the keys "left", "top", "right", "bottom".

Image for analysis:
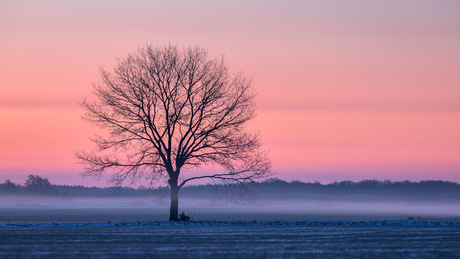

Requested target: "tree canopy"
[{"left": 77, "top": 45, "right": 271, "bottom": 220}]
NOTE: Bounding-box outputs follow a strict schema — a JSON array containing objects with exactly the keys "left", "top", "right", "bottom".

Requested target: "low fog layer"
[
  {"left": 0, "top": 197, "right": 458, "bottom": 223},
  {"left": 3, "top": 176, "right": 460, "bottom": 202},
  {"left": 1, "top": 177, "right": 459, "bottom": 222}
]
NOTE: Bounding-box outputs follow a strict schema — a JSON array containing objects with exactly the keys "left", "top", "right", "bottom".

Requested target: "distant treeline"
[
  {"left": 245, "top": 178, "right": 460, "bottom": 202},
  {"left": 1, "top": 175, "right": 460, "bottom": 202},
  {"left": 0, "top": 175, "right": 154, "bottom": 197}
]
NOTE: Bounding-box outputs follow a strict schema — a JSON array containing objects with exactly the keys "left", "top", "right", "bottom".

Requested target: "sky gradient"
[{"left": 1, "top": 0, "right": 459, "bottom": 186}]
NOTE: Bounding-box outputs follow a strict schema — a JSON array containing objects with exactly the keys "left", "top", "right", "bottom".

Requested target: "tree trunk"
[{"left": 169, "top": 182, "right": 179, "bottom": 221}]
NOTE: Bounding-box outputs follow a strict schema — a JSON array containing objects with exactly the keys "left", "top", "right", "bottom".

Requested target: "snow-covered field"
[
  {"left": 1, "top": 222, "right": 459, "bottom": 258},
  {"left": 0, "top": 198, "right": 459, "bottom": 257}
]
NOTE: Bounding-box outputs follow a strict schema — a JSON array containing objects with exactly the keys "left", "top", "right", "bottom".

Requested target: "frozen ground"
[
  {"left": 0, "top": 198, "right": 459, "bottom": 257},
  {"left": 0, "top": 223, "right": 459, "bottom": 258}
]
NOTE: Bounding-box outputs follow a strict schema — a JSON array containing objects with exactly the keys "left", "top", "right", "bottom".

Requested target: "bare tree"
[{"left": 76, "top": 45, "right": 271, "bottom": 221}]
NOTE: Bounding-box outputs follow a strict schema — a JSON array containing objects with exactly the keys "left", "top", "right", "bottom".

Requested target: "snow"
[
  {"left": 1, "top": 220, "right": 459, "bottom": 228},
  {"left": 1, "top": 219, "right": 459, "bottom": 258}
]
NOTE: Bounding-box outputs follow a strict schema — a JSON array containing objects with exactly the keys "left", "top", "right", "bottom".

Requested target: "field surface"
[
  {"left": 1, "top": 223, "right": 460, "bottom": 258},
  {"left": 0, "top": 204, "right": 459, "bottom": 258}
]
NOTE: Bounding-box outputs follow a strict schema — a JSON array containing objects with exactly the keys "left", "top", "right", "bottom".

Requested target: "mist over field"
[
  {"left": 1, "top": 178, "right": 459, "bottom": 258},
  {"left": 1, "top": 178, "right": 459, "bottom": 223}
]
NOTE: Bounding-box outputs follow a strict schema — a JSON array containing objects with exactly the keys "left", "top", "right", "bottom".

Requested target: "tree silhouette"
[
  {"left": 77, "top": 45, "right": 271, "bottom": 220},
  {"left": 0, "top": 179, "right": 17, "bottom": 193},
  {"left": 24, "top": 175, "right": 55, "bottom": 194}
]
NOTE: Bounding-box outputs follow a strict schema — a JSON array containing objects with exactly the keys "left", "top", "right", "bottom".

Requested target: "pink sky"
[{"left": 1, "top": 1, "right": 459, "bottom": 186}]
